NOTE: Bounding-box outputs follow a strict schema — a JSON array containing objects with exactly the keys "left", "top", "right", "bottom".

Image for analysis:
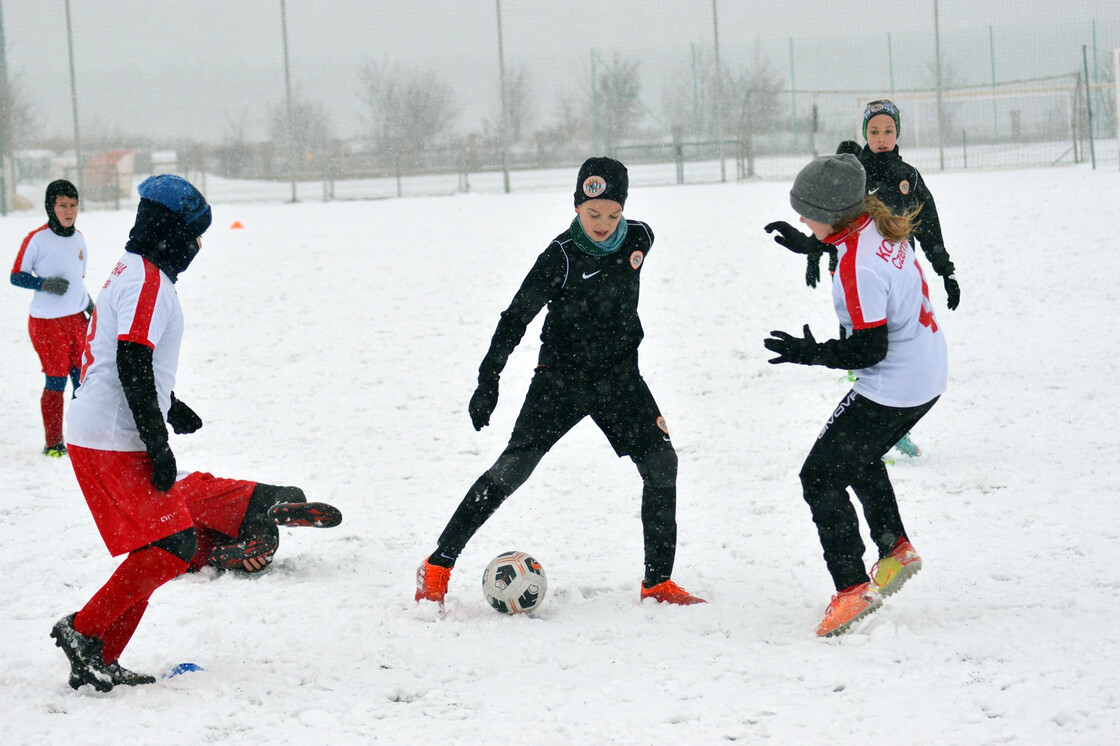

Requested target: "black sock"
[{"left": 427, "top": 550, "right": 457, "bottom": 569}]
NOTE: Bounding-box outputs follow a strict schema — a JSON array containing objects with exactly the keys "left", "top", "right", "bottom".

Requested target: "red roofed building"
[{"left": 82, "top": 150, "right": 137, "bottom": 201}]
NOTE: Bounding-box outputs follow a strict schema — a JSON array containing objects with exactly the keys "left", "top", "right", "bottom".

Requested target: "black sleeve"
[
  {"left": 477, "top": 246, "right": 562, "bottom": 381},
  {"left": 813, "top": 325, "right": 888, "bottom": 370},
  {"left": 910, "top": 171, "right": 955, "bottom": 277},
  {"left": 117, "top": 340, "right": 169, "bottom": 454}
]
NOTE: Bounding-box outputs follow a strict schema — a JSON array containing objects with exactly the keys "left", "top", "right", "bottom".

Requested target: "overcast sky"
[{"left": 2, "top": 0, "right": 1116, "bottom": 145}]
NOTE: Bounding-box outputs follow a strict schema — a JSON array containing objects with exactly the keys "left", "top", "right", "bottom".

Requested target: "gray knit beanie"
[{"left": 789, "top": 154, "right": 866, "bottom": 225}]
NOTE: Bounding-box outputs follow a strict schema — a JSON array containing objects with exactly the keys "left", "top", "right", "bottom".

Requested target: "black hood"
[
  {"left": 124, "top": 198, "right": 201, "bottom": 283},
  {"left": 45, "top": 179, "right": 79, "bottom": 237}
]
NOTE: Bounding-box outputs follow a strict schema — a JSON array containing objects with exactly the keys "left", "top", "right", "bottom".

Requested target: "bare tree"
[
  {"left": 269, "top": 86, "right": 333, "bottom": 174},
  {"left": 664, "top": 49, "right": 781, "bottom": 145},
  {"left": 723, "top": 62, "right": 783, "bottom": 142},
  {"left": 534, "top": 93, "right": 593, "bottom": 164},
  {"left": 504, "top": 65, "right": 533, "bottom": 145},
  {"left": 358, "top": 59, "right": 458, "bottom": 167},
  {"left": 3, "top": 73, "right": 41, "bottom": 149},
  {"left": 594, "top": 53, "right": 644, "bottom": 153},
  {"left": 482, "top": 64, "right": 533, "bottom": 146}
]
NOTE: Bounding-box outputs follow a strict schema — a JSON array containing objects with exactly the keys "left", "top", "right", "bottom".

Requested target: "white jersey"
[
  {"left": 830, "top": 214, "right": 947, "bottom": 408},
  {"left": 66, "top": 252, "right": 184, "bottom": 451},
  {"left": 11, "top": 224, "right": 90, "bottom": 318}
]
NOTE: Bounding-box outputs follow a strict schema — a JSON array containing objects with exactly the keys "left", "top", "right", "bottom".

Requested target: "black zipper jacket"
[
  {"left": 478, "top": 219, "right": 654, "bottom": 382},
  {"left": 846, "top": 143, "right": 955, "bottom": 278}
]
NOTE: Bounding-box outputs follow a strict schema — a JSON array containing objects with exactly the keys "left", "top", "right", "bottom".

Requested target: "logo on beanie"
[
  {"left": 630, "top": 250, "right": 644, "bottom": 270},
  {"left": 899, "top": 179, "right": 910, "bottom": 195},
  {"left": 582, "top": 175, "right": 607, "bottom": 199}
]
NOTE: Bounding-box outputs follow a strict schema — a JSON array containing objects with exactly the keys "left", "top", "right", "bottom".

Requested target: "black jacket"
[
  {"left": 839, "top": 143, "right": 955, "bottom": 278},
  {"left": 478, "top": 219, "right": 654, "bottom": 382}
]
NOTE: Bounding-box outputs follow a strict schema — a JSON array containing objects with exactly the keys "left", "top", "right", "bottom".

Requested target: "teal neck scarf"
[{"left": 571, "top": 216, "right": 628, "bottom": 257}]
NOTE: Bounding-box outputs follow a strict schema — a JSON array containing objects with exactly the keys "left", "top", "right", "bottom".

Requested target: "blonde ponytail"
[{"left": 863, "top": 195, "right": 920, "bottom": 243}]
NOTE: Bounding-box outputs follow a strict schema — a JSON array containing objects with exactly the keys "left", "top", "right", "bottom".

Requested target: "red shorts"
[
  {"left": 68, "top": 444, "right": 256, "bottom": 556},
  {"left": 28, "top": 313, "right": 88, "bottom": 378}
]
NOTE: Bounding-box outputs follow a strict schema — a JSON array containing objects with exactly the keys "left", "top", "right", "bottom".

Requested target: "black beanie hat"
[
  {"left": 789, "top": 154, "right": 866, "bottom": 226},
  {"left": 45, "top": 179, "right": 79, "bottom": 237},
  {"left": 862, "top": 99, "right": 901, "bottom": 140},
  {"left": 574, "top": 157, "right": 628, "bottom": 208}
]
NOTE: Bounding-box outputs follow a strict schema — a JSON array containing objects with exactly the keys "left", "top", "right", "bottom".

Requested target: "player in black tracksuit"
[
  {"left": 833, "top": 149, "right": 957, "bottom": 302},
  {"left": 415, "top": 157, "right": 704, "bottom": 607}
]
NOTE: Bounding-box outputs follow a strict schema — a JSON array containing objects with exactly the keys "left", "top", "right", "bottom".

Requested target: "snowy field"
[{"left": 0, "top": 165, "right": 1117, "bottom": 744}]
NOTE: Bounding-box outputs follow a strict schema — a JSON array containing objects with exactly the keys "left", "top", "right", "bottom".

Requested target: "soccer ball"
[{"left": 482, "top": 551, "right": 548, "bottom": 615}]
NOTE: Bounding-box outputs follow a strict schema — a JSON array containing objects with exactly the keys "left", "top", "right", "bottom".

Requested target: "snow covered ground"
[{"left": 1, "top": 165, "right": 1117, "bottom": 744}]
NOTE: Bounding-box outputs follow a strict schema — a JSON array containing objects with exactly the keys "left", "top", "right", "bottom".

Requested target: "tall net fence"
[{"left": 0, "top": 1, "right": 1116, "bottom": 209}]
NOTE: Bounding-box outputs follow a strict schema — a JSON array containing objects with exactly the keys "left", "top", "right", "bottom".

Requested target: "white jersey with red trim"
[
  {"left": 66, "top": 251, "right": 183, "bottom": 451},
  {"left": 11, "top": 224, "right": 90, "bottom": 319},
  {"left": 830, "top": 214, "right": 947, "bottom": 408}
]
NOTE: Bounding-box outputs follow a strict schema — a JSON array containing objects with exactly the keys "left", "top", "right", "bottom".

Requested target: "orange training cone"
[{"left": 229, "top": 221, "right": 244, "bottom": 230}]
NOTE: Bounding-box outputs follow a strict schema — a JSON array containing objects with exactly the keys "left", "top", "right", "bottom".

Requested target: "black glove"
[
  {"left": 837, "top": 140, "right": 862, "bottom": 156},
  {"left": 805, "top": 251, "right": 822, "bottom": 288},
  {"left": 167, "top": 393, "right": 203, "bottom": 434},
  {"left": 40, "top": 277, "right": 70, "bottom": 295},
  {"left": 765, "top": 223, "right": 836, "bottom": 289},
  {"left": 943, "top": 274, "right": 960, "bottom": 310},
  {"left": 764, "top": 324, "right": 819, "bottom": 365},
  {"left": 148, "top": 441, "right": 178, "bottom": 492},
  {"left": 765, "top": 221, "right": 821, "bottom": 256},
  {"left": 468, "top": 378, "right": 499, "bottom": 431}
]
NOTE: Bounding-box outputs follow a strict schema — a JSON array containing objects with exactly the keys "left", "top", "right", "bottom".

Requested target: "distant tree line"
[{"left": 209, "top": 52, "right": 785, "bottom": 181}]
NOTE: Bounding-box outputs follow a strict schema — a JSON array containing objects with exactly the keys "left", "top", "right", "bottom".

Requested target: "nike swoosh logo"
[
  {"left": 868, "top": 187, "right": 880, "bottom": 194},
  {"left": 582, "top": 270, "right": 601, "bottom": 279}
]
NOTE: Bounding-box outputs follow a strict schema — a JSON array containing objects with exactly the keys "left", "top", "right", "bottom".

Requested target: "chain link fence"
[{"left": 0, "top": 1, "right": 1116, "bottom": 209}]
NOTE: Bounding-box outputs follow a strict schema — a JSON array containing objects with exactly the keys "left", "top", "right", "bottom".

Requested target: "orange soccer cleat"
[
  {"left": 816, "top": 582, "right": 882, "bottom": 637},
  {"left": 869, "top": 538, "right": 922, "bottom": 598},
  {"left": 640, "top": 579, "right": 707, "bottom": 605},
  {"left": 415, "top": 559, "right": 452, "bottom": 605}
]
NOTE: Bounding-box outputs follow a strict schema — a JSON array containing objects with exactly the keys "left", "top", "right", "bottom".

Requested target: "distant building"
[
  {"left": 150, "top": 150, "right": 180, "bottom": 175},
  {"left": 82, "top": 150, "right": 138, "bottom": 201}
]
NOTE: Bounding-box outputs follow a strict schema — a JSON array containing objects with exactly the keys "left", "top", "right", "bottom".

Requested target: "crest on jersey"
[
  {"left": 78, "top": 249, "right": 85, "bottom": 260},
  {"left": 630, "top": 250, "right": 644, "bottom": 270},
  {"left": 582, "top": 175, "right": 607, "bottom": 199},
  {"left": 899, "top": 179, "right": 910, "bottom": 195},
  {"left": 656, "top": 416, "right": 669, "bottom": 435}
]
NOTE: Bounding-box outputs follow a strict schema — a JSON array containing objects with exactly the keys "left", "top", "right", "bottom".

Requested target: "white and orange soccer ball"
[{"left": 482, "top": 551, "right": 548, "bottom": 615}]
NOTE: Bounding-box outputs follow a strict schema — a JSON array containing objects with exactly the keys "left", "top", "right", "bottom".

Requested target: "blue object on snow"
[{"left": 166, "top": 662, "right": 204, "bottom": 678}]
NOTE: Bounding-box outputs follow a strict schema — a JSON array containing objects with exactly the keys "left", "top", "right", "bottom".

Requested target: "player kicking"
[{"left": 51, "top": 175, "right": 342, "bottom": 691}]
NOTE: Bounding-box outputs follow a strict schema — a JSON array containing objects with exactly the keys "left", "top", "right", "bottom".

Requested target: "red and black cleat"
[
  {"left": 208, "top": 525, "right": 279, "bottom": 570},
  {"left": 267, "top": 501, "right": 342, "bottom": 528}
]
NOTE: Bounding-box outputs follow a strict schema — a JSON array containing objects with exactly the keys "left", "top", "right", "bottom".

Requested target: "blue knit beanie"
[{"left": 137, "top": 174, "right": 212, "bottom": 238}]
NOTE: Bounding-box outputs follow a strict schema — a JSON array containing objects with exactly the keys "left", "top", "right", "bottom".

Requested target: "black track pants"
[
  {"left": 800, "top": 390, "right": 938, "bottom": 590},
  {"left": 435, "top": 364, "right": 678, "bottom": 584}
]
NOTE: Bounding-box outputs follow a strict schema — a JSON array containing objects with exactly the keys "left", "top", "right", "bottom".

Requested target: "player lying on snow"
[{"left": 50, "top": 175, "right": 342, "bottom": 692}]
